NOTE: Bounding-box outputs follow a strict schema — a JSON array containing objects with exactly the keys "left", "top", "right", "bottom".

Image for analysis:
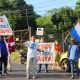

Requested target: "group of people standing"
[
  {"left": 24, "top": 36, "right": 62, "bottom": 79},
  {"left": 24, "top": 35, "right": 80, "bottom": 79},
  {"left": 0, "top": 34, "right": 79, "bottom": 79}
]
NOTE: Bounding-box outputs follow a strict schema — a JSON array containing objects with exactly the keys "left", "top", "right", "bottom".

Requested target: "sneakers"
[
  {"left": 7, "top": 68, "right": 11, "bottom": 72},
  {"left": 37, "top": 70, "right": 41, "bottom": 73},
  {"left": 26, "top": 75, "right": 36, "bottom": 79},
  {"left": 33, "top": 76, "right": 36, "bottom": 79},
  {"left": 27, "top": 75, "right": 30, "bottom": 79},
  {"left": 45, "top": 70, "right": 48, "bottom": 73},
  {"left": 70, "top": 76, "right": 74, "bottom": 79},
  {"left": 0, "top": 73, "right": 2, "bottom": 77},
  {"left": 3, "top": 72, "right": 9, "bottom": 76}
]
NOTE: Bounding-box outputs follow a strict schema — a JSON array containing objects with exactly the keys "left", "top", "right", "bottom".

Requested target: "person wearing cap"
[
  {"left": 64, "top": 34, "right": 80, "bottom": 79},
  {"left": 0, "top": 36, "right": 9, "bottom": 76}
]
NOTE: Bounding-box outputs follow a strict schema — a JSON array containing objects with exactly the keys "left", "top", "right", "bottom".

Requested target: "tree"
[
  {"left": 76, "top": 0, "right": 80, "bottom": 9},
  {"left": 0, "top": 0, "right": 37, "bottom": 33},
  {"left": 51, "top": 7, "right": 77, "bottom": 32},
  {"left": 75, "top": 0, "right": 80, "bottom": 18},
  {"left": 0, "top": 0, "right": 9, "bottom": 10},
  {"left": 36, "top": 15, "right": 54, "bottom": 34}
]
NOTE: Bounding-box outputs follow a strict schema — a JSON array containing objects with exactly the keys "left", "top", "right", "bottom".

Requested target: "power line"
[
  {"left": 0, "top": 0, "right": 77, "bottom": 15},
  {"left": 26, "top": 0, "right": 54, "bottom": 6},
  {"left": 2, "top": 7, "right": 77, "bottom": 16},
  {"left": 1, "top": 5, "right": 77, "bottom": 15},
  {"left": 26, "top": 0, "right": 77, "bottom": 9},
  {"left": 25, "top": 6, "right": 76, "bottom": 13},
  {"left": 21, "top": 5, "right": 76, "bottom": 11}
]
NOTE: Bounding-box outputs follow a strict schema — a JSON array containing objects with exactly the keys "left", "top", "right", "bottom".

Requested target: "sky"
[{"left": 25, "top": 0, "right": 77, "bottom": 15}]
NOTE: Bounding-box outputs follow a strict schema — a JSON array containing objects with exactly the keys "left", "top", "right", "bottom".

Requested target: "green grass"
[{"left": 11, "top": 51, "right": 20, "bottom": 62}]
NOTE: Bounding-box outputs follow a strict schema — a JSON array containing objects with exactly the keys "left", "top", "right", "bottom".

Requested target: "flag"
[
  {"left": 8, "top": 35, "right": 15, "bottom": 53},
  {"left": 70, "top": 23, "right": 80, "bottom": 42}
]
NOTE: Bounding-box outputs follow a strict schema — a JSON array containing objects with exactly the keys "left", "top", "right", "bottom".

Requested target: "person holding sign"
[
  {"left": 38, "top": 37, "right": 48, "bottom": 73},
  {"left": 0, "top": 15, "right": 13, "bottom": 76}
]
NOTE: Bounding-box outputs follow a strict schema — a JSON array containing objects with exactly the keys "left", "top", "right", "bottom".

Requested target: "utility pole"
[
  {"left": 62, "top": 30, "right": 64, "bottom": 53},
  {"left": 26, "top": 9, "right": 31, "bottom": 40}
]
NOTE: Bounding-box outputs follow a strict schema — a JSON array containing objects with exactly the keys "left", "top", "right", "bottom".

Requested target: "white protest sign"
[
  {"left": 37, "top": 42, "right": 55, "bottom": 64},
  {"left": 36, "top": 28, "right": 44, "bottom": 35},
  {"left": 0, "top": 15, "right": 13, "bottom": 35}
]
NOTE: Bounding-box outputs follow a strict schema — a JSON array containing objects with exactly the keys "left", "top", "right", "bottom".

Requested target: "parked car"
[{"left": 60, "top": 52, "right": 80, "bottom": 72}]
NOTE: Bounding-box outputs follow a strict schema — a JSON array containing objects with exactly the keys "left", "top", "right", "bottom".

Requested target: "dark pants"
[
  {"left": 0, "top": 55, "right": 8, "bottom": 74},
  {"left": 38, "top": 64, "right": 48, "bottom": 72},
  {"left": 0, "top": 58, "right": 2, "bottom": 74},
  {"left": 70, "top": 59, "right": 79, "bottom": 77}
]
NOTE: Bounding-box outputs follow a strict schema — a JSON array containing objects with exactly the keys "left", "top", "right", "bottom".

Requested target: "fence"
[
  {"left": 14, "top": 29, "right": 29, "bottom": 50},
  {"left": 14, "top": 29, "right": 67, "bottom": 53}
]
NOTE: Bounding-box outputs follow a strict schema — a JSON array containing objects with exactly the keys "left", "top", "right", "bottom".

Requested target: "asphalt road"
[{"left": 0, "top": 62, "right": 80, "bottom": 80}]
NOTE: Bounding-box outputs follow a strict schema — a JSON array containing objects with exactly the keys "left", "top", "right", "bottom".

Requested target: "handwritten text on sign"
[
  {"left": 0, "top": 15, "right": 12, "bottom": 35},
  {"left": 37, "top": 43, "right": 55, "bottom": 64}
]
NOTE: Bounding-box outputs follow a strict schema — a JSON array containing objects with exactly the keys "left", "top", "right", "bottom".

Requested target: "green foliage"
[
  {"left": 11, "top": 51, "right": 20, "bottom": 61},
  {"left": 76, "top": 0, "right": 80, "bottom": 9},
  {"left": 51, "top": 7, "right": 77, "bottom": 32},
  {"left": 0, "top": 0, "right": 37, "bottom": 32},
  {"left": 1, "top": 0, "right": 80, "bottom": 35},
  {"left": 36, "top": 7, "right": 80, "bottom": 35},
  {"left": 0, "top": 0, "right": 9, "bottom": 10},
  {"left": 36, "top": 3, "right": 80, "bottom": 34},
  {"left": 36, "top": 15, "right": 54, "bottom": 34},
  {"left": 75, "top": 0, "right": 80, "bottom": 18}
]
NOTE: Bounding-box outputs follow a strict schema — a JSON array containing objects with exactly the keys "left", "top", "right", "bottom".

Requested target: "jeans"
[
  {"left": 26, "top": 58, "right": 37, "bottom": 77},
  {"left": 7, "top": 55, "right": 11, "bottom": 70},
  {"left": 70, "top": 59, "right": 79, "bottom": 77},
  {"left": 38, "top": 64, "right": 48, "bottom": 72}
]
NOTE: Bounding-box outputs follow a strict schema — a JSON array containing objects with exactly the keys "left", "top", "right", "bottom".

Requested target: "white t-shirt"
[{"left": 24, "top": 41, "right": 39, "bottom": 59}]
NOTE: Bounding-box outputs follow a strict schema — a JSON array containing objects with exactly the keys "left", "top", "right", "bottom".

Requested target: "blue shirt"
[
  {"left": 64, "top": 39, "right": 79, "bottom": 60},
  {"left": 0, "top": 41, "right": 8, "bottom": 56},
  {"left": 69, "top": 45, "right": 79, "bottom": 60}
]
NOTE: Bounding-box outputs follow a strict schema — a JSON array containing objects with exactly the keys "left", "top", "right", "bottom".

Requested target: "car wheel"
[{"left": 61, "top": 59, "right": 71, "bottom": 72}]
